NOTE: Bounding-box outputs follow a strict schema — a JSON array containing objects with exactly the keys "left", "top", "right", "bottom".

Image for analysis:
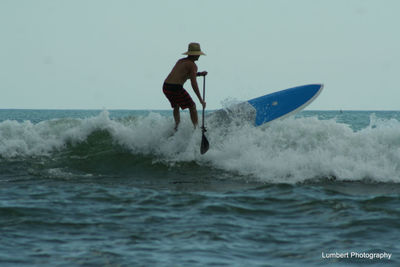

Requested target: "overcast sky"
[{"left": 1, "top": 0, "right": 399, "bottom": 110}]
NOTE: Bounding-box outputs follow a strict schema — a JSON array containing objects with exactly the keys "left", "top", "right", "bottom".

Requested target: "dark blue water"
[{"left": 1, "top": 110, "right": 399, "bottom": 266}]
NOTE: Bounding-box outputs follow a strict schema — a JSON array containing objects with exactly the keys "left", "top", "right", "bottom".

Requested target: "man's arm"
[{"left": 189, "top": 64, "right": 206, "bottom": 108}]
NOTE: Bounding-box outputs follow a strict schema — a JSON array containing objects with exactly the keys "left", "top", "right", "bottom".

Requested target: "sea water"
[{"left": 0, "top": 109, "right": 399, "bottom": 266}]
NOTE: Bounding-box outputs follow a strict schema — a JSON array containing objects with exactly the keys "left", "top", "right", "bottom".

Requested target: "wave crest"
[{"left": 2, "top": 110, "right": 400, "bottom": 183}]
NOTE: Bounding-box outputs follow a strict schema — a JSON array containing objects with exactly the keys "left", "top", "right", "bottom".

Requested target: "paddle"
[{"left": 200, "top": 75, "right": 209, "bottom": 155}]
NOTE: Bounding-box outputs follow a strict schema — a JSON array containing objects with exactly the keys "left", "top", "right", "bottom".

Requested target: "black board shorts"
[{"left": 163, "top": 83, "right": 195, "bottom": 110}]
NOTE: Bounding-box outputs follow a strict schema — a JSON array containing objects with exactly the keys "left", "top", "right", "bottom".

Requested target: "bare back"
[{"left": 164, "top": 58, "right": 198, "bottom": 85}]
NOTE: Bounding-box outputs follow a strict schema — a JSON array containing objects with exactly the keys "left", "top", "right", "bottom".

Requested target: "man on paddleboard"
[{"left": 163, "top": 42, "right": 207, "bottom": 130}]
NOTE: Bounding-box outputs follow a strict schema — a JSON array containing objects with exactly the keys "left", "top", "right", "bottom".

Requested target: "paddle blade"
[{"left": 200, "top": 133, "right": 209, "bottom": 155}]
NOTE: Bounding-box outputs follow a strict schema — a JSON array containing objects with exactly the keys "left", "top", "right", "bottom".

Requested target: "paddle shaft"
[
  {"left": 202, "top": 76, "right": 206, "bottom": 129},
  {"left": 200, "top": 75, "right": 209, "bottom": 154}
]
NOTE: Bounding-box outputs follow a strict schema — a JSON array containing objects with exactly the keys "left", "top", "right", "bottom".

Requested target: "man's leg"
[
  {"left": 173, "top": 105, "right": 180, "bottom": 131},
  {"left": 189, "top": 104, "right": 198, "bottom": 128}
]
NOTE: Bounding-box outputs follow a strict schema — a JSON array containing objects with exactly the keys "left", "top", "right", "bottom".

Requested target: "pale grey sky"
[{"left": 1, "top": 0, "right": 399, "bottom": 110}]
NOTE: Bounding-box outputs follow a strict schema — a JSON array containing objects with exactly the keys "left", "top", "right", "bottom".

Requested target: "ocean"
[{"left": 0, "top": 109, "right": 399, "bottom": 266}]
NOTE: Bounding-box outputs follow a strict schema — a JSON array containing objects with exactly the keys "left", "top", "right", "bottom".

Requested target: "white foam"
[
  {"left": 205, "top": 115, "right": 400, "bottom": 183},
  {"left": 2, "top": 111, "right": 400, "bottom": 184}
]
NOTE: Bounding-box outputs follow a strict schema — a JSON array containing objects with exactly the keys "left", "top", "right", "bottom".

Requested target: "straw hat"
[{"left": 182, "top": 42, "right": 206, "bottom": 56}]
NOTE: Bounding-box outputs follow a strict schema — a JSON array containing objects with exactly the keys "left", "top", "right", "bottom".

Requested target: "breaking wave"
[{"left": 1, "top": 110, "right": 400, "bottom": 184}]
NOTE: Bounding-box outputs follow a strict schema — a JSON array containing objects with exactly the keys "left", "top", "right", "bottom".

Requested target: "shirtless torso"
[{"left": 165, "top": 57, "right": 197, "bottom": 85}]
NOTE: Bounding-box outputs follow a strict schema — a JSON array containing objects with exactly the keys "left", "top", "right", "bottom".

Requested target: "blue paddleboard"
[
  {"left": 212, "top": 84, "right": 323, "bottom": 127},
  {"left": 248, "top": 84, "right": 324, "bottom": 126}
]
